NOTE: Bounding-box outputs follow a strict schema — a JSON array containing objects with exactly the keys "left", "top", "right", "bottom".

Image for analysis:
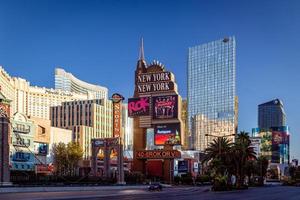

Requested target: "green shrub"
[
  {"left": 174, "top": 176, "right": 181, "bottom": 185},
  {"left": 212, "top": 175, "right": 230, "bottom": 191},
  {"left": 125, "top": 172, "right": 145, "bottom": 184},
  {"left": 196, "top": 175, "right": 210, "bottom": 183}
]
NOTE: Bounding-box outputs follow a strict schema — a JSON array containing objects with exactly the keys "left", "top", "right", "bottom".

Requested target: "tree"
[
  {"left": 52, "top": 142, "right": 83, "bottom": 176},
  {"left": 202, "top": 137, "right": 232, "bottom": 188},
  {"left": 52, "top": 142, "right": 67, "bottom": 176},
  {"left": 231, "top": 132, "right": 257, "bottom": 188},
  {"left": 256, "top": 156, "right": 269, "bottom": 185},
  {"left": 244, "top": 160, "right": 256, "bottom": 185},
  {"left": 66, "top": 142, "right": 83, "bottom": 176},
  {"left": 203, "top": 137, "right": 232, "bottom": 163}
]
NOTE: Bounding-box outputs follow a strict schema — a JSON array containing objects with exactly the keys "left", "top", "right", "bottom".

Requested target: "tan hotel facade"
[
  {"left": 50, "top": 99, "right": 113, "bottom": 159},
  {"left": 1, "top": 66, "right": 114, "bottom": 162},
  {"left": 0, "top": 66, "right": 91, "bottom": 119}
]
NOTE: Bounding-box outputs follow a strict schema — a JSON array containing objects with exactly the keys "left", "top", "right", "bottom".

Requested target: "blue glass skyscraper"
[
  {"left": 258, "top": 99, "right": 286, "bottom": 130},
  {"left": 188, "top": 37, "right": 238, "bottom": 151}
]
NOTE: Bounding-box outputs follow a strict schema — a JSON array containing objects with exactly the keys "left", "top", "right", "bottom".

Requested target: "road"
[{"left": 0, "top": 186, "right": 300, "bottom": 200}]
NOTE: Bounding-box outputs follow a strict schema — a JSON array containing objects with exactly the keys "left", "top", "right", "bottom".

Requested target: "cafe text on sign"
[
  {"left": 113, "top": 103, "right": 121, "bottom": 137},
  {"left": 110, "top": 93, "right": 124, "bottom": 138}
]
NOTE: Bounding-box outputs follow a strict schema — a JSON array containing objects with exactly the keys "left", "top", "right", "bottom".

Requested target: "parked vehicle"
[{"left": 148, "top": 182, "right": 162, "bottom": 191}]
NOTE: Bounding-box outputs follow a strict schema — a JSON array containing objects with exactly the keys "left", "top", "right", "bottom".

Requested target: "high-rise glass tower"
[
  {"left": 258, "top": 99, "right": 286, "bottom": 130},
  {"left": 188, "top": 37, "right": 238, "bottom": 151}
]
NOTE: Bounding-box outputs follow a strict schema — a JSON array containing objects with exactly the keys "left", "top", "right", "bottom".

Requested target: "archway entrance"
[{"left": 91, "top": 138, "right": 124, "bottom": 182}]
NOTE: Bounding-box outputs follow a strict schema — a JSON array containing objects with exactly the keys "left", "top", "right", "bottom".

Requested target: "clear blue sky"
[{"left": 1, "top": 0, "right": 299, "bottom": 159}]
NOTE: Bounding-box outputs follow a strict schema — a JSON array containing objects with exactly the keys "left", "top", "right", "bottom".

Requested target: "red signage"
[
  {"left": 36, "top": 164, "right": 53, "bottom": 174},
  {"left": 136, "top": 150, "right": 181, "bottom": 159},
  {"left": 113, "top": 102, "right": 121, "bottom": 137},
  {"left": 111, "top": 93, "right": 124, "bottom": 138},
  {"left": 128, "top": 97, "right": 150, "bottom": 117}
]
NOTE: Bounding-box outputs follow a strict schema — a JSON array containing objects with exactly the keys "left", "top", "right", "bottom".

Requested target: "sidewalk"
[{"left": 0, "top": 185, "right": 148, "bottom": 193}]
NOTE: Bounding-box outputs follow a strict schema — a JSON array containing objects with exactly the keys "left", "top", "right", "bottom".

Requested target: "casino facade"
[{"left": 128, "top": 39, "right": 183, "bottom": 183}]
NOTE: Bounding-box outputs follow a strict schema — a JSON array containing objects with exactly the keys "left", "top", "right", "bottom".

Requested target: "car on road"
[{"left": 148, "top": 182, "right": 163, "bottom": 191}]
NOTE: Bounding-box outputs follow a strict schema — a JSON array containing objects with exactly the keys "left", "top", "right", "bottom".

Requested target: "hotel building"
[
  {"left": 10, "top": 112, "right": 36, "bottom": 172},
  {"left": 188, "top": 37, "right": 238, "bottom": 151},
  {"left": 50, "top": 99, "right": 113, "bottom": 159},
  {"left": 181, "top": 99, "right": 189, "bottom": 149},
  {"left": 0, "top": 66, "right": 90, "bottom": 120},
  {"left": 258, "top": 99, "right": 286, "bottom": 130},
  {"left": 0, "top": 66, "right": 16, "bottom": 114},
  {"left": 55, "top": 68, "right": 108, "bottom": 99}
]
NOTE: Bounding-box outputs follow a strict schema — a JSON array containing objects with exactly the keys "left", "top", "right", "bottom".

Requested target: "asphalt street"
[{"left": 0, "top": 186, "right": 299, "bottom": 200}]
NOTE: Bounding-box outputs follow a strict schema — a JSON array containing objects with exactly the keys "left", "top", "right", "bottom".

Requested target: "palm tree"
[
  {"left": 256, "top": 156, "right": 269, "bottom": 185},
  {"left": 231, "top": 132, "right": 257, "bottom": 188},
  {"left": 203, "top": 137, "right": 232, "bottom": 177},
  {"left": 203, "top": 137, "right": 232, "bottom": 163},
  {"left": 244, "top": 160, "right": 256, "bottom": 185}
]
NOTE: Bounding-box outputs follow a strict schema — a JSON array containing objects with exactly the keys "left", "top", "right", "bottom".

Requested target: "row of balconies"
[
  {"left": 12, "top": 141, "right": 31, "bottom": 147},
  {"left": 11, "top": 152, "right": 32, "bottom": 162},
  {"left": 12, "top": 125, "right": 30, "bottom": 133}
]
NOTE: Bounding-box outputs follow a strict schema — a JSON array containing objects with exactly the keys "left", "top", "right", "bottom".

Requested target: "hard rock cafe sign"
[{"left": 110, "top": 93, "right": 124, "bottom": 138}]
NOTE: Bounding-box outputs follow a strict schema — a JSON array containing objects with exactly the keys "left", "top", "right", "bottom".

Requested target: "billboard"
[
  {"left": 152, "top": 95, "right": 178, "bottom": 119},
  {"left": 34, "top": 142, "right": 48, "bottom": 155},
  {"left": 260, "top": 131, "right": 272, "bottom": 160},
  {"left": 271, "top": 127, "right": 289, "bottom": 164},
  {"left": 154, "top": 123, "right": 180, "bottom": 145},
  {"left": 128, "top": 97, "right": 150, "bottom": 117},
  {"left": 250, "top": 137, "right": 261, "bottom": 158},
  {"left": 38, "top": 143, "right": 48, "bottom": 155},
  {"left": 178, "top": 160, "right": 188, "bottom": 173}
]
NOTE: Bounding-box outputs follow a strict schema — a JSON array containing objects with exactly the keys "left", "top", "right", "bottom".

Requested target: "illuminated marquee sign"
[
  {"left": 152, "top": 95, "right": 178, "bottom": 119},
  {"left": 154, "top": 123, "right": 181, "bottom": 145},
  {"left": 137, "top": 72, "right": 171, "bottom": 83},
  {"left": 128, "top": 97, "right": 150, "bottom": 117},
  {"left": 111, "top": 93, "right": 124, "bottom": 138},
  {"left": 136, "top": 150, "right": 181, "bottom": 159},
  {"left": 137, "top": 82, "right": 174, "bottom": 93},
  {"left": 113, "top": 103, "right": 121, "bottom": 137},
  {"left": 271, "top": 128, "right": 289, "bottom": 163},
  {"left": 92, "top": 138, "right": 119, "bottom": 147},
  {"left": 136, "top": 72, "right": 175, "bottom": 94}
]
